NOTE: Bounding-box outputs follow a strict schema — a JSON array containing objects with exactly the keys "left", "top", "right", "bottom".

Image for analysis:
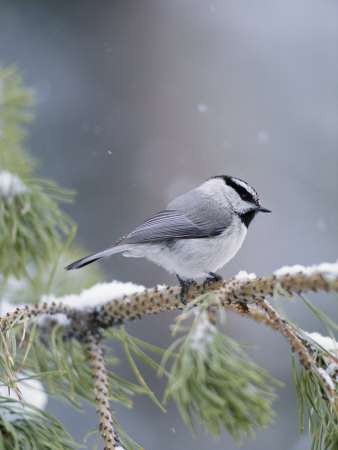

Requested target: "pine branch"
[
  {"left": 2, "top": 267, "right": 336, "bottom": 333},
  {"left": 88, "top": 269, "right": 338, "bottom": 329},
  {"left": 2, "top": 270, "right": 337, "bottom": 403},
  {"left": 255, "top": 298, "right": 335, "bottom": 398},
  {"left": 0, "top": 302, "right": 79, "bottom": 329},
  {"left": 1, "top": 263, "right": 337, "bottom": 448},
  {"left": 85, "top": 332, "right": 117, "bottom": 450}
]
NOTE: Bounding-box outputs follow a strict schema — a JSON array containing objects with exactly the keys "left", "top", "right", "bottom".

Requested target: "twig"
[
  {"left": 85, "top": 331, "right": 117, "bottom": 450},
  {"left": 256, "top": 298, "right": 336, "bottom": 399},
  {"left": 0, "top": 302, "right": 79, "bottom": 331}
]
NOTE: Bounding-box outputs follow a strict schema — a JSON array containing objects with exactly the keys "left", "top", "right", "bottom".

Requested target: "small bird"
[{"left": 66, "top": 175, "right": 271, "bottom": 300}]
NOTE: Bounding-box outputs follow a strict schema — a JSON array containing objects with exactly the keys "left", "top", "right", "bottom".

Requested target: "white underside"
[{"left": 122, "top": 220, "right": 247, "bottom": 279}]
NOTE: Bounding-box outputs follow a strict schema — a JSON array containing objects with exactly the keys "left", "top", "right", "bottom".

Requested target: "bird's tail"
[{"left": 65, "top": 245, "right": 127, "bottom": 270}]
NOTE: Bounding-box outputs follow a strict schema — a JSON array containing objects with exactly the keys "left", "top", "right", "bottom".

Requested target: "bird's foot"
[
  {"left": 203, "top": 272, "right": 223, "bottom": 290},
  {"left": 176, "top": 275, "right": 196, "bottom": 305}
]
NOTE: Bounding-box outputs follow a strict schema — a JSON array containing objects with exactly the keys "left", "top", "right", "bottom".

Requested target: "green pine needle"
[
  {"left": 0, "top": 397, "right": 78, "bottom": 450},
  {"left": 276, "top": 289, "right": 338, "bottom": 450},
  {"left": 0, "top": 176, "right": 75, "bottom": 279},
  {"left": 164, "top": 308, "right": 282, "bottom": 442},
  {"left": 292, "top": 357, "right": 338, "bottom": 450}
]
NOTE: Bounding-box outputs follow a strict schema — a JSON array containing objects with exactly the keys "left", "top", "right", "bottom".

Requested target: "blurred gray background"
[{"left": 1, "top": 0, "right": 337, "bottom": 449}]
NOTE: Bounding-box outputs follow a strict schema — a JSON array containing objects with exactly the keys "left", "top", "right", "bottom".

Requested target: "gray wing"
[{"left": 113, "top": 209, "right": 226, "bottom": 246}]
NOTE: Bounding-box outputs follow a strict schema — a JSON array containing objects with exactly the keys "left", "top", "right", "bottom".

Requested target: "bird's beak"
[{"left": 257, "top": 206, "right": 271, "bottom": 213}]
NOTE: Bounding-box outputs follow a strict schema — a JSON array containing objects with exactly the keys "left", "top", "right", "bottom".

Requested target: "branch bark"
[{"left": 85, "top": 331, "right": 117, "bottom": 450}]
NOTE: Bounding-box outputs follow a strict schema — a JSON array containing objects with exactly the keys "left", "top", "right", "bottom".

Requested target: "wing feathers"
[{"left": 114, "top": 209, "right": 225, "bottom": 246}]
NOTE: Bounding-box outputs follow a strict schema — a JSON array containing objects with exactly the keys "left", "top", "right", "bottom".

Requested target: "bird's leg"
[
  {"left": 203, "top": 272, "right": 223, "bottom": 290},
  {"left": 176, "top": 275, "right": 195, "bottom": 304}
]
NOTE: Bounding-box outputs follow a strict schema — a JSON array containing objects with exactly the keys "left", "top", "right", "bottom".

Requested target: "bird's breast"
[{"left": 152, "top": 220, "right": 247, "bottom": 278}]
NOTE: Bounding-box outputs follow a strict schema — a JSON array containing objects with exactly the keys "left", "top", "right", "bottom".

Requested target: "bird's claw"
[
  {"left": 176, "top": 275, "right": 196, "bottom": 305},
  {"left": 203, "top": 272, "right": 223, "bottom": 290}
]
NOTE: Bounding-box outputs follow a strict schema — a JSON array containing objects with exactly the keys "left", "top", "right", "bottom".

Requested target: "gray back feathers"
[{"left": 114, "top": 177, "right": 237, "bottom": 247}]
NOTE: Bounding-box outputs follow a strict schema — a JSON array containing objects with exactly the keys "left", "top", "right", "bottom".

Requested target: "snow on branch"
[{"left": 0, "top": 170, "right": 27, "bottom": 202}]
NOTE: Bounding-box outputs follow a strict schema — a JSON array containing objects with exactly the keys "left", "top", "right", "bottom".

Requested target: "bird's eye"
[{"left": 240, "top": 193, "right": 251, "bottom": 202}]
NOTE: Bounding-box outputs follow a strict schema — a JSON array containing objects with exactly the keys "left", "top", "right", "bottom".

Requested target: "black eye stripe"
[{"left": 213, "top": 175, "right": 257, "bottom": 204}]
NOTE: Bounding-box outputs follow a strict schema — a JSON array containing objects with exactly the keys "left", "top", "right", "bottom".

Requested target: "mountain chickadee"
[{"left": 66, "top": 175, "right": 271, "bottom": 300}]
